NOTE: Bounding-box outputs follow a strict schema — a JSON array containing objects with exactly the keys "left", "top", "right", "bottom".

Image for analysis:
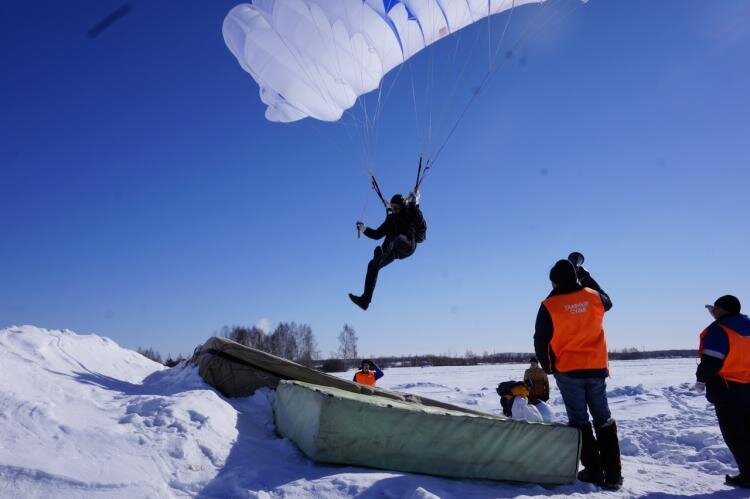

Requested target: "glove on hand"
[
  {"left": 406, "top": 191, "right": 421, "bottom": 205},
  {"left": 356, "top": 221, "right": 365, "bottom": 235},
  {"left": 692, "top": 382, "right": 706, "bottom": 393}
]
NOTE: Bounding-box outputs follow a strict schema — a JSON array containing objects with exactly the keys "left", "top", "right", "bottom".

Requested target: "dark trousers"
[
  {"left": 360, "top": 234, "right": 415, "bottom": 303},
  {"left": 715, "top": 401, "right": 750, "bottom": 477}
]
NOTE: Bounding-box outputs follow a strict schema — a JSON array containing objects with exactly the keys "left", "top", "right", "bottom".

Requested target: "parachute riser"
[{"left": 370, "top": 175, "right": 391, "bottom": 213}]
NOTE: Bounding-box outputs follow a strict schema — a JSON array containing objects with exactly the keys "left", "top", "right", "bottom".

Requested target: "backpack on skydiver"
[{"left": 411, "top": 204, "right": 427, "bottom": 243}]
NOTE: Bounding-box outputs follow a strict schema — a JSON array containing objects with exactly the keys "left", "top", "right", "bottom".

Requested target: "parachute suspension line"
[
  {"left": 427, "top": 0, "right": 584, "bottom": 170},
  {"left": 427, "top": 24, "right": 484, "bottom": 161},
  {"left": 487, "top": 1, "right": 493, "bottom": 72},
  {"left": 373, "top": 58, "right": 406, "bottom": 124},
  {"left": 360, "top": 98, "right": 375, "bottom": 174},
  {"left": 409, "top": 62, "right": 424, "bottom": 158},
  {"left": 414, "top": 155, "right": 431, "bottom": 193},
  {"left": 492, "top": 1, "right": 517, "bottom": 63},
  {"left": 370, "top": 174, "right": 391, "bottom": 212},
  {"left": 426, "top": 40, "right": 437, "bottom": 158}
]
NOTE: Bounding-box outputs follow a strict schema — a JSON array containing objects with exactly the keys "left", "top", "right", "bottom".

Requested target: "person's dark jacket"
[
  {"left": 364, "top": 203, "right": 419, "bottom": 243},
  {"left": 534, "top": 269, "right": 612, "bottom": 378},
  {"left": 697, "top": 313, "right": 750, "bottom": 405}
]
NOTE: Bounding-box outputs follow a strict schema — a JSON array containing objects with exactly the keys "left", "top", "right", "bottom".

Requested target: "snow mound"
[{"left": 0, "top": 326, "right": 237, "bottom": 498}]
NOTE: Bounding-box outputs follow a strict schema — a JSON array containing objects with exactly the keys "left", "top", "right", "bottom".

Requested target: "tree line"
[
  {"left": 136, "top": 323, "right": 696, "bottom": 370},
  {"left": 137, "top": 322, "right": 359, "bottom": 369},
  {"left": 351, "top": 348, "right": 697, "bottom": 371}
]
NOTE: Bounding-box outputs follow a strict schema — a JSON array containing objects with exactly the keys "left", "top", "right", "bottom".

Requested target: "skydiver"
[{"left": 349, "top": 191, "right": 426, "bottom": 310}]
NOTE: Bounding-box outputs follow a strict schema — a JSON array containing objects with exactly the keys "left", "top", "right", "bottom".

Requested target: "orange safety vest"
[
  {"left": 699, "top": 324, "right": 750, "bottom": 384},
  {"left": 354, "top": 371, "right": 377, "bottom": 386},
  {"left": 544, "top": 288, "right": 608, "bottom": 372}
]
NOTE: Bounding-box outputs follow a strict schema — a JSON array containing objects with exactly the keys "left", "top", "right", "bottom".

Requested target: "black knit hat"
[
  {"left": 549, "top": 259, "right": 577, "bottom": 286},
  {"left": 390, "top": 194, "right": 405, "bottom": 206},
  {"left": 713, "top": 295, "right": 741, "bottom": 315}
]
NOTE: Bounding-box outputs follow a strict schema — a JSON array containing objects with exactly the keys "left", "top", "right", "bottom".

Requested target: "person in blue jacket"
[{"left": 696, "top": 295, "right": 750, "bottom": 489}]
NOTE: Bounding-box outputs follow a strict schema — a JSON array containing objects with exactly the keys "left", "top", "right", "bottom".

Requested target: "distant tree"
[
  {"left": 222, "top": 325, "right": 267, "bottom": 351},
  {"left": 320, "top": 358, "right": 347, "bottom": 372},
  {"left": 137, "top": 346, "right": 163, "bottom": 364},
  {"left": 295, "top": 323, "right": 319, "bottom": 367},
  {"left": 268, "top": 322, "right": 298, "bottom": 360},
  {"left": 247, "top": 327, "right": 267, "bottom": 351},
  {"left": 337, "top": 324, "right": 358, "bottom": 362}
]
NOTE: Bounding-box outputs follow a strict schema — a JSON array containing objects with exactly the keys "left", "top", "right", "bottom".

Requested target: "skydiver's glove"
[
  {"left": 406, "top": 190, "right": 421, "bottom": 205},
  {"left": 356, "top": 222, "right": 365, "bottom": 237},
  {"left": 692, "top": 381, "right": 706, "bottom": 393}
]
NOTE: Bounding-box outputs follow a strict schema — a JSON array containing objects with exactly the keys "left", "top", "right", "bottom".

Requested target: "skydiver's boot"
[
  {"left": 576, "top": 423, "right": 603, "bottom": 485},
  {"left": 348, "top": 293, "right": 369, "bottom": 311},
  {"left": 595, "top": 419, "right": 623, "bottom": 491},
  {"left": 725, "top": 475, "right": 750, "bottom": 489}
]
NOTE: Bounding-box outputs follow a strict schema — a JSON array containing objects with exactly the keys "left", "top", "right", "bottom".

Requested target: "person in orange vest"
[
  {"left": 534, "top": 257, "right": 622, "bottom": 490},
  {"left": 696, "top": 295, "right": 750, "bottom": 489},
  {"left": 353, "top": 359, "right": 384, "bottom": 386}
]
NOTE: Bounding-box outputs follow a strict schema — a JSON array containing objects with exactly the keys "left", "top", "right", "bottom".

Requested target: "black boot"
[
  {"left": 575, "top": 423, "right": 603, "bottom": 485},
  {"left": 348, "top": 293, "right": 369, "bottom": 311},
  {"left": 595, "top": 419, "right": 623, "bottom": 490},
  {"left": 725, "top": 474, "right": 750, "bottom": 489}
]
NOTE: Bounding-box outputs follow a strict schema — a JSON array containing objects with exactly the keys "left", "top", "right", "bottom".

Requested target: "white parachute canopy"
[{"left": 223, "top": 0, "right": 544, "bottom": 123}]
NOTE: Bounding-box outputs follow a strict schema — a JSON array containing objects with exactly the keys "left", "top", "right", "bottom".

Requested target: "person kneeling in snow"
[
  {"left": 353, "top": 359, "right": 384, "bottom": 387},
  {"left": 496, "top": 381, "right": 549, "bottom": 422}
]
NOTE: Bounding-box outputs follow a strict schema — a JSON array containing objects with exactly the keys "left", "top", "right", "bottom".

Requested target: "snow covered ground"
[{"left": 0, "top": 325, "right": 746, "bottom": 498}]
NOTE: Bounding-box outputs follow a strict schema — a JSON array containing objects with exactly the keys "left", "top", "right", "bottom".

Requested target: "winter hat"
[
  {"left": 713, "top": 295, "right": 741, "bottom": 315},
  {"left": 549, "top": 259, "right": 578, "bottom": 286},
  {"left": 390, "top": 194, "right": 405, "bottom": 207}
]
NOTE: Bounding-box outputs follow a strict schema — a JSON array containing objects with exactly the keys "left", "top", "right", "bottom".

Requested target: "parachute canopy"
[{"left": 223, "top": 0, "right": 544, "bottom": 122}]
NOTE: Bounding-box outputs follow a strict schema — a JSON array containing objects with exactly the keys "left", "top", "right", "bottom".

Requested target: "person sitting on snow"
[
  {"left": 349, "top": 191, "right": 426, "bottom": 310},
  {"left": 353, "top": 359, "right": 384, "bottom": 387},
  {"left": 496, "top": 380, "right": 545, "bottom": 422},
  {"left": 524, "top": 356, "right": 550, "bottom": 404}
]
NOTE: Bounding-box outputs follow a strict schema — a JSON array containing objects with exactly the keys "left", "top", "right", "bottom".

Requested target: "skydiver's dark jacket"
[
  {"left": 534, "top": 272, "right": 612, "bottom": 379},
  {"left": 697, "top": 313, "right": 750, "bottom": 406},
  {"left": 363, "top": 203, "right": 420, "bottom": 244}
]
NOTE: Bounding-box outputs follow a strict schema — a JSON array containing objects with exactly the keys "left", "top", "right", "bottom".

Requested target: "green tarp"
[{"left": 274, "top": 380, "right": 581, "bottom": 484}]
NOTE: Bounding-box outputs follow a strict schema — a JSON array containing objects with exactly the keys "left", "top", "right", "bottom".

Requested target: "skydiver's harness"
[
  {"left": 364, "top": 157, "right": 428, "bottom": 242},
  {"left": 369, "top": 156, "right": 430, "bottom": 214}
]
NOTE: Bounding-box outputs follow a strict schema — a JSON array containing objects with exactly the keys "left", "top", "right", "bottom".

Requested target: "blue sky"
[{"left": 2, "top": 0, "right": 749, "bottom": 359}]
